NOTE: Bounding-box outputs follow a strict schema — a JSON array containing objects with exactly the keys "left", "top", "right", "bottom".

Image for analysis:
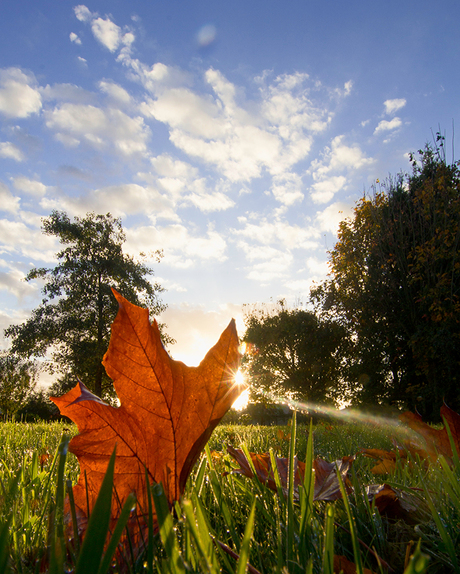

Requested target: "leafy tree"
[
  {"left": 311, "top": 137, "right": 460, "bottom": 420},
  {"left": 0, "top": 352, "right": 37, "bottom": 416},
  {"left": 5, "top": 211, "right": 168, "bottom": 398},
  {"left": 18, "top": 388, "right": 59, "bottom": 421},
  {"left": 242, "top": 300, "right": 346, "bottom": 406}
]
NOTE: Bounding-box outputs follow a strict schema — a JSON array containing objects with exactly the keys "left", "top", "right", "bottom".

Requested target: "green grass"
[{"left": 1, "top": 416, "right": 455, "bottom": 573}]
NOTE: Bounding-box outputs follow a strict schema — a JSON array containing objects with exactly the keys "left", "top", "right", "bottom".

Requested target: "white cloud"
[
  {"left": 343, "top": 80, "right": 353, "bottom": 96},
  {"left": 260, "top": 72, "right": 331, "bottom": 135},
  {"left": 0, "top": 183, "right": 20, "bottom": 213},
  {"left": 310, "top": 176, "right": 346, "bottom": 204},
  {"left": 40, "top": 83, "right": 95, "bottom": 104},
  {"left": 184, "top": 188, "right": 235, "bottom": 212},
  {"left": 40, "top": 183, "right": 176, "bottom": 222},
  {"left": 308, "top": 136, "right": 374, "bottom": 204},
  {"left": 74, "top": 5, "right": 93, "bottom": 22},
  {"left": 151, "top": 153, "right": 198, "bottom": 180},
  {"left": 271, "top": 173, "right": 304, "bottom": 205},
  {"left": 234, "top": 216, "right": 319, "bottom": 251},
  {"left": 44, "top": 103, "right": 150, "bottom": 155},
  {"left": 12, "top": 176, "right": 48, "bottom": 197},
  {"left": 315, "top": 201, "right": 353, "bottom": 233},
  {"left": 246, "top": 259, "right": 288, "bottom": 282},
  {"left": 0, "top": 141, "right": 24, "bottom": 161},
  {"left": 374, "top": 117, "right": 402, "bottom": 134},
  {"left": 170, "top": 125, "right": 281, "bottom": 182},
  {"left": 305, "top": 256, "right": 329, "bottom": 276},
  {"left": 0, "top": 219, "right": 57, "bottom": 261},
  {"left": 140, "top": 89, "right": 224, "bottom": 139},
  {"left": 91, "top": 17, "right": 123, "bottom": 52},
  {"left": 126, "top": 223, "right": 228, "bottom": 268},
  {"left": 137, "top": 68, "right": 346, "bottom": 188},
  {"left": 236, "top": 241, "right": 292, "bottom": 282},
  {"left": 310, "top": 135, "right": 374, "bottom": 178},
  {"left": 99, "top": 80, "right": 131, "bottom": 104},
  {"left": 70, "top": 32, "right": 82, "bottom": 45},
  {"left": 384, "top": 98, "right": 406, "bottom": 115},
  {"left": 0, "top": 68, "right": 42, "bottom": 118},
  {"left": 0, "top": 268, "right": 37, "bottom": 301}
]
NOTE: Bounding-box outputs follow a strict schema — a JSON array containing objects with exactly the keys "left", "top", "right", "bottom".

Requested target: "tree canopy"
[
  {"left": 242, "top": 300, "right": 346, "bottom": 406},
  {"left": 0, "top": 353, "right": 37, "bottom": 416},
  {"left": 311, "top": 138, "right": 460, "bottom": 420},
  {"left": 5, "top": 210, "right": 168, "bottom": 398}
]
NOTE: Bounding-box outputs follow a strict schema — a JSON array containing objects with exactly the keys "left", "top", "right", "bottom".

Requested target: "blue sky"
[{"left": 1, "top": 0, "right": 459, "bottom": 377}]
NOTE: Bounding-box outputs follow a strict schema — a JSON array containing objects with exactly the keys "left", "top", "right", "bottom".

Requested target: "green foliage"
[
  {"left": 4, "top": 211, "right": 168, "bottom": 398},
  {"left": 242, "top": 300, "right": 346, "bottom": 405},
  {"left": 312, "top": 137, "right": 460, "bottom": 420},
  {"left": 0, "top": 352, "right": 37, "bottom": 416},
  {"left": 18, "top": 388, "right": 59, "bottom": 421}
]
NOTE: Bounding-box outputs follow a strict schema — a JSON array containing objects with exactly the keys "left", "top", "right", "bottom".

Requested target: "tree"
[
  {"left": 242, "top": 300, "right": 346, "bottom": 406},
  {"left": 5, "top": 211, "right": 168, "bottom": 398},
  {"left": 311, "top": 138, "right": 460, "bottom": 420},
  {"left": 0, "top": 352, "right": 37, "bottom": 416}
]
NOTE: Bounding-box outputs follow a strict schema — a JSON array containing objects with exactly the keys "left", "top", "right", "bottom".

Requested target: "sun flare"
[{"left": 231, "top": 369, "right": 249, "bottom": 411}]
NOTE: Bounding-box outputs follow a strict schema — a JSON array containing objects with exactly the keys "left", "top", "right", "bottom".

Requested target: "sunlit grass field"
[{"left": 0, "top": 417, "right": 455, "bottom": 573}]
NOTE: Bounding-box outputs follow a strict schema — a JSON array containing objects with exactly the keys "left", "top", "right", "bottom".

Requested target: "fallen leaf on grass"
[
  {"left": 399, "top": 404, "right": 460, "bottom": 464},
  {"left": 39, "top": 450, "right": 51, "bottom": 470},
  {"left": 225, "top": 445, "right": 354, "bottom": 501},
  {"left": 360, "top": 447, "right": 403, "bottom": 474},
  {"left": 365, "top": 484, "right": 429, "bottom": 524},
  {"left": 334, "top": 554, "right": 376, "bottom": 574},
  {"left": 361, "top": 404, "right": 460, "bottom": 472},
  {"left": 277, "top": 428, "right": 291, "bottom": 441},
  {"left": 51, "top": 289, "right": 242, "bottom": 544}
]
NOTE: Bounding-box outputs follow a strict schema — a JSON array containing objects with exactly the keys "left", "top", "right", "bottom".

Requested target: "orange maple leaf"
[{"left": 51, "top": 289, "right": 242, "bottom": 538}]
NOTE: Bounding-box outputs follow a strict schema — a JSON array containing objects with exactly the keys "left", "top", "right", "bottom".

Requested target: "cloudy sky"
[{"left": 1, "top": 0, "right": 459, "bottom": 376}]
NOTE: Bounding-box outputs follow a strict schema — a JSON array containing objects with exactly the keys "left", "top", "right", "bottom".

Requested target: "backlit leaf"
[{"left": 51, "top": 289, "right": 242, "bottom": 542}]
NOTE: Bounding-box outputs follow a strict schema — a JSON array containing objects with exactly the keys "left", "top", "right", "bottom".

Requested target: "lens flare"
[
  {"left": 251, "top": 387, "right": 419, "bottom": 442},
  {"left": 231, "top": 369, "right": 249, "bottom": 410}
]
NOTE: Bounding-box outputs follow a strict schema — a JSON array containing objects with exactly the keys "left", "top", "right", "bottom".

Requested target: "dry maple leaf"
[
  {"left": 399, "top": 404, "right": 460, "bottom": 464},
  {"left": 365, "top": 484, "right": 430, "bottom": 524},
  {"left": 225, "top": 445, "right": 354, "bottom": 501},
  {"left": 51, "top": 289, "right": 242, "bottom": 538},
  {"left": 360, "top": 447, "right": 402, "bottom": 474},
  {"left": 333, "top": 555, "right": 376, "bottom": 574}
]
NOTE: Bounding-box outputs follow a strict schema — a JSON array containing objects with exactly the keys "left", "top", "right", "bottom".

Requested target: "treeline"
[
  {"left": 243, "top": 136, "right": 460, "bottom": 421},
  {"left": 2, "top": 135, "right": 459, "bottom": 422},
  {"left": 1, "top": 211, "right": 167, "bottom": 419}
]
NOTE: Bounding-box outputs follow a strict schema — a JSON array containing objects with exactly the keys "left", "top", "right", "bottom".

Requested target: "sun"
[{"left": 231, "top": 369, "right": 249, "bottom": 411}]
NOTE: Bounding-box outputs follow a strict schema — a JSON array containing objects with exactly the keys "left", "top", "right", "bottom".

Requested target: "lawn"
[{"left": 0, "top": 416, "right": 455, "bottom": 573}]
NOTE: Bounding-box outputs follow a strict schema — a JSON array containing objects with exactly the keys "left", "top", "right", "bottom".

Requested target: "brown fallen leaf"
[
  {"left": 399, "top": 403, "right": 460, "bottom": 464},
  {"left": 365, "top": 484, "right": 429, "bottom": 524},
  {"left": 360, "top": 447, "right": 401, "bottom": 474},
  {"left": 51, "top": 289, "right": 242, "bottom": 542},
  {"left": 277, "top": 428, "right": 291, "bottom": 441},
  {"left": 225, "top": 445, "right": 354, "bottom": 501},
  {"left": 334, "top": 554, "right": 377, "bottom": 574}
]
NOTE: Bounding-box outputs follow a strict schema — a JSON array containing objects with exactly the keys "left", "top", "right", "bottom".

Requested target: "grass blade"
[
  {"left": 337, "top": 467, "right": 363, "bottom": 574},
  {"left": 97, "top": 492, "right": 136, "bottom": 574},
  {"left": 322, "top": 503, "right": 335, "bottom": 574},
  {"left": 152, "top": 482, "right": 185, "bottom": 573},
  {"left": 403, "top": 540, "right": 429, "bottom": 574},
  {"left": 75, "top": 446, "right": 117, "bottom": 574},
  {"left": 236, "top": 497, "right": 256, "bottom": 574}
]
